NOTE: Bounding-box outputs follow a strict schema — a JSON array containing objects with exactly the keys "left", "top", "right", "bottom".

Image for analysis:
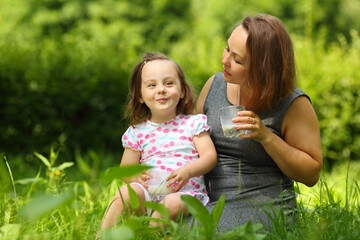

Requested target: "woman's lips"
[{"left": 223, "top": 68, "right": 231, "bottom": 76}]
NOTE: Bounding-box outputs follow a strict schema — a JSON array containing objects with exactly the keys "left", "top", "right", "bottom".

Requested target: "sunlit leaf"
[
  {"left": 54, "top": 162, "right": 74, "bottom": 171},
  {"left": 211, "top": 194, "right": 225, "bottom": 224},
  {"left": 19, "top": 191, "right": 73, "bottom": 221},
  {"left": 101, "top": 225, "right": 134, "bottom": 240},
  {"left": 143, "top": 201, "right": 170, "bottom": 218},
  {"left": 101, "top": 165, "right": 152, "bottom": 183},
  {"left": 0, "top": 224, "right": 21, "bottom": 240},
  {"left": 127, "top": 184, "right": 139, "bottom": 209},
  {"left": 15, "top": 177, "right": 44, "bottom": 185},
  {"left": 34, "top": 152, "right": 51, "bottom": 168},
  {"left": 181, "top": 195, "right": 213, "bottom": 230}
]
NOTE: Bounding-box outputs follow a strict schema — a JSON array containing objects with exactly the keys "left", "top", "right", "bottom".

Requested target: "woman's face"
[{"left": 221, "top": 25, "right": 248, "bottom": 85}]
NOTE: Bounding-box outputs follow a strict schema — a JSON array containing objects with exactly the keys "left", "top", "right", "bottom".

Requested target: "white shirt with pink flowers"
[{"left": 122, "top": 114, "right": 211, "bottom": 205}]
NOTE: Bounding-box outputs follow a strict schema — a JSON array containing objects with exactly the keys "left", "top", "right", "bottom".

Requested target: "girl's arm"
[
  {"left": 235, "top": 96, "right": 322, "bottom": 187},
  {"left": 120, "top": 148, "right": 149, "bottom": 188},
  {"left": 167, "top": 131, "right": 217, "bottom": 192}
]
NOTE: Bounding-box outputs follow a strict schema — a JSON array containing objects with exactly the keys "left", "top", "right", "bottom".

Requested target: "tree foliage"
[{"left": 0, "top": 0, "right": 359, "bottom": 168}]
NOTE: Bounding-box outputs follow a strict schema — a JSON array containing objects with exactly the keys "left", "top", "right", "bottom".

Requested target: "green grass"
[{"left": 1, "top": 151, "right": 359, "bottom": 240}]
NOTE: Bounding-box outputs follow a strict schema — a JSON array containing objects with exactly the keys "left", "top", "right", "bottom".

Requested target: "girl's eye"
[
  {"left": 166, "top": 81, "right": 174, "bottom": 86},
  {"left": 148, "top": 84, "right": 156, "bottom": 87}
]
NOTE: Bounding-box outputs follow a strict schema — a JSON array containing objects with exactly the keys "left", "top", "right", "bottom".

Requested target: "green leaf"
[
  {"left": 0, "top": 224, "right": 21, "bottom": 240},
  {"left": 101, "top": 225, "right": 134, "bottom": 240},
  {"left": 34, "top": 152, "right": 51, "bottom": 168},
  {"left": 180, "top": 195, "right": 213, "bottom": 230},
  {"left": 75, "top": 150, "right": 92, "bottom": 176},
  {"left": 127, "top": 184, "right": 139, "bottom": 209},
  {"left": 143, "top": 201, "right": 170, "bottom": 218},
  {"left": 15, "top": 177, "right": 44, "bottom": 185},
  {"left": 211, "top": 194, "right": 225, "bottom": 224},
  {"left": 54, "top": 162, "right": 74, "bottom": 171},
  {"left": 19, "top": 191, "right": 73, "bottom": 221},
  {"left": 102, "top": 165, "right": 152, "bottom": 183}
]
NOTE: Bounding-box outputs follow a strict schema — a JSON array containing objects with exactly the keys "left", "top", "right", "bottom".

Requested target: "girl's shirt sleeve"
[
  {"left": 122, "top": 126, "right": 141, "bottom": 151},
  {"left": 192, "top": 114, "right": 211, "bottom": 136}
]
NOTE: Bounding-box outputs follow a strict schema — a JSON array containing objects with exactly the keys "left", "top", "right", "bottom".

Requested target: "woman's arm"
[
  {"left": 236, "top": 96, "right": 322, "bottom": 187},
  {"left": 195, "top": 75, "right": 215, "bottom": 114},
  {"left": 167, "top": 131, "right": 217, "bottom": 192}
]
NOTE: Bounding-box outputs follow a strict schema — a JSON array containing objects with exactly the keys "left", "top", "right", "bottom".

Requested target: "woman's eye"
[
  {"left": 235, "top": 60, "right": 242, "bottom": 64},
  {"left": 225, "top": 47, "right": 230, "bottom": 52}
]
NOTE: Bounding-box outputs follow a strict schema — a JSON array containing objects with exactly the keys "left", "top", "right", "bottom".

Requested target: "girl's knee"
[{"left": 163, "top": 194, "right": 187, "bottom": 218}]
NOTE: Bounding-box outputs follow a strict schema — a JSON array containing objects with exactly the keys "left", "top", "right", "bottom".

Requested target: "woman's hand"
[
  {"left": 232, "top": 110, "right": 271, "bottom": 142},
  {"left": 123, "top": 172, "right": 150, "bottom": 189},
  {"left": 166, "top": 167, "right": 191, "bottom": 192}
]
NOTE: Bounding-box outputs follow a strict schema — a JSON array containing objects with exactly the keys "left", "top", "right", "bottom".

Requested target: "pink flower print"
[
  {"left": 169, "top": 141, "right": 175, "bottom": 146},
  {"left": 172, "top": 129, "right": 178, "bottom": 132},
  {"left": 180, "top": 116, "right": 185, "bottom": 119},
  {"left": 174, "top": 154, "right": 181, "bottom": 157},
  {"left": 163, "top": 129, "right": 170, "bottom": 133},
  {"left": 157, "top": 127, "right": 162, "bottom": 131},
  {"left": 137, "top": 133, "right": 143, "bottom": 138},
  {"left": 202, "top": 189, "right": 208, "bottom": 194},
  {"left": 123, "top": 135, "right": 128, "bottom": 140},
  {"left": 133, "top": 144, "right": 139, "bottom": 149},
  {"left": 140, "top": 139, "right": 144, "bottom": 144},
  {"left": 152, "top": 146, "right": 157, "bottom": 151},
  {"left": 185, "top": 116, "right": 190, "bottom": 119},
  {"left": 190, "top": 123, "right": 194, "bottom": 127},
  {"left": 195, "top": 184, "right": 200, "bottom": 189},
  {"left": 160, "top": 165, "right": 166, "bottom": 170},
  {"left": 173, "top": 122, "right": 179, "bottom": 126},
  {"left": 148, "top": 150, "right": 153, "bottom": 154},
  {"left": 179, "top": 129, "right": 184, "bottom": 133},
  {"left": 164, "top": 144, "right": 169, "bottom": 148},
  {"left": 190, "top": 180, "right": 195, "bottom": 185},
  {"left": 192, "top": 150, "right": 196, "bottom": 154},
  {"left": 181, "top": 121, "right": 186, "bottom": 125},
  {"left": 167, "top": 168, "right": 173, "bottom": 171},
  {"left": 202, "top": 115, "right": 207, "bottom": 119},
  {"left": 150, "top": 139, "right": 156, "bottom": 143},
  {"left": 156, "top": 160, "right": 162, "bottom": 164},
  {"left": 145, "top": 134, "right": 150, "bottom": 139},
  {"left": 189, "top": 157, "right": 193, "bottom": 161},
  {"left": 180, "top": 136, "right": 187, "bottom": 140},
  {"left": 128, "top": 141, "right": 133, "bottom": 147},
  {"left": 176, "top": 162, "right": 183, "bottom": 166},
  {"left": 188, "top": 137, "right": 193, "bottom": 142},
  {"left": 160, "top": 154, "right": 166, "bottom": 157},
  {"left": 155, "top": 151, "right": 161, "bottom": 154},
  {"left": 151, "top": 133, "right": 156, "bottom": 137},
  {"left": 141, "top": 150, "right": 145, "bottom": 154}
]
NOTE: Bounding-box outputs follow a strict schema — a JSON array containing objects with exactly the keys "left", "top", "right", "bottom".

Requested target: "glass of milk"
[
  {"left": 220, "top": 105, "right": 249, "bottom": 137},
  {"left": 146, "top": 169, "right": 173, "bottom": 195}
]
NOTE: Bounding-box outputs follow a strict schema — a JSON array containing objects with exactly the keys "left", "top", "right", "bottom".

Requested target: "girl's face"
[
  {"left": 221, "top": 25, "right": 248, "bottom": 85},
  {"left": 140, "top": 60, "right": 184, "bottom": 123}
]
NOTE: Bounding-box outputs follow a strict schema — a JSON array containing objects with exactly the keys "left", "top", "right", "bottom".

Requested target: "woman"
[{"left": 196, "top": 14, "right": 322, "bottom": 230}]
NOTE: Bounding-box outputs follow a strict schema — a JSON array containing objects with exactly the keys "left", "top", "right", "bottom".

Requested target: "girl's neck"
[{"left": 150, "top": 113, "right": 177, "bottom": 124}]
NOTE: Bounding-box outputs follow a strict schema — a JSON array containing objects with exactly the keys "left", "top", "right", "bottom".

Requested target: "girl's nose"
[{"left": 157, "top": 84, "right": 165, "bottom": 93}]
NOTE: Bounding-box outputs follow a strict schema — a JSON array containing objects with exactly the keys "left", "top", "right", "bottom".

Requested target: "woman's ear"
[{"left": 139, "top": 98, "right": 144, "bottom": 103}]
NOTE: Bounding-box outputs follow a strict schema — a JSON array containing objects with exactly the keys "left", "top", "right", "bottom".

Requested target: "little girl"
[{"left": 100, "top": 52, "right": 217, "bottom": 231}]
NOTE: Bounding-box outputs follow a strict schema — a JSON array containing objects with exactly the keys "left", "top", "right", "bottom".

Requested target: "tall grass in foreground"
[{"left": 1, "top": 151, "right": 359, "bottom": 239}]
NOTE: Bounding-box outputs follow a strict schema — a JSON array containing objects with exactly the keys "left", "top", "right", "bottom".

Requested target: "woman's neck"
[{"left": 227, "top": 83, "right": 253, "bottom": 107}]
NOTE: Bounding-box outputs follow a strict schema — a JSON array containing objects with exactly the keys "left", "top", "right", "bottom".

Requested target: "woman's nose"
[{"left": 222, "top": 50, "right": 230, "bottom": 66}]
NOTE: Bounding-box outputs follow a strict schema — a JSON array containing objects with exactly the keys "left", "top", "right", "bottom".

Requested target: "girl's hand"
[
  {"left": 166, "top": 167, "right": 191, "bottom": 192},
  {"left": 124, "top": 172, "right": 150, "bottom": 189},
  {"left": 232, "top": 110, "right": 272, "bottom": 143}
]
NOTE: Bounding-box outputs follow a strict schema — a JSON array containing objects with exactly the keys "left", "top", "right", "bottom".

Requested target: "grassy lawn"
[{"left": 1, "top": 151, "right": 359, "bottom": 240}]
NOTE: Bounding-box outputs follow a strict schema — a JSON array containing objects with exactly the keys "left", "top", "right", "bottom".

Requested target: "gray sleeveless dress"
[{"left": 202, "top": 72, "right": 310, "bottom": 231}]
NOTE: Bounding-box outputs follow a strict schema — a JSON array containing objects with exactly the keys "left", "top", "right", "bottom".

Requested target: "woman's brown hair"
[
  {"left": 125, "top": 52, "right": 195, "bottom": 125},
  {"left": 242, "top": 14, "right": 296, "bottom": 111}
]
